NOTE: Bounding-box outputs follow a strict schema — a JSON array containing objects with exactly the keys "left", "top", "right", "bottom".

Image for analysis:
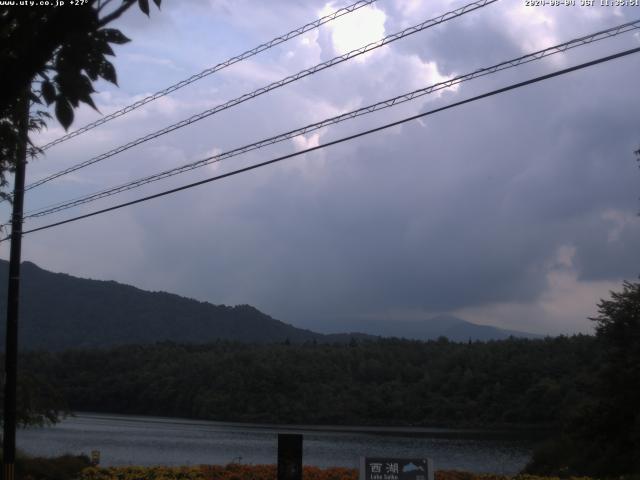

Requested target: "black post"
[
  {"left": 2, "top": 93, "right": 29, "bottom": 480},
  {"left": 277, "top": 434, "right": 303, "bottom": 480}
]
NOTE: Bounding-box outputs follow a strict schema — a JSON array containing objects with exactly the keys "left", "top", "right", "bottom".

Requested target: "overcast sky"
[{"left": 2, "top": 0, "right": 639, "bottom": 335}]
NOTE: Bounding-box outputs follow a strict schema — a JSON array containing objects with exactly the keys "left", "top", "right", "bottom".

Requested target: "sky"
[{"left": 2, "top": 0, "right": 639, "bottom": 336}]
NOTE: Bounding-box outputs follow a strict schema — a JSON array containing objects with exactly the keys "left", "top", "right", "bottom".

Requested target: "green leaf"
[
  {"left": 99, "top": 60, "right": 117, "bottom": 85},
  {"left": 79, "top": 89, "right": 98, "bottom": 111},
  {"left": 138, "top": 0, "right": 150, "bottom": 16},
  {"left": 55, "top": 97, "right": 74, "bottom": 130},
  {"left": 100, "top": 28, "right": 131, "bottom": 45},
  {"left": 41, "top": 80, "right": 56, "bottom": 105},
  {"left": 98, "top": 39, "right": 115, "bottom": 56},
  {"left": 153, "top": 0, "right": 161, "bottom": 7},
  {"left": 29, "top": 91, "right": 42, "bottom": 105},
  {"left": 79, "top": 73, "right": 96, "bottom": 94},
  {"left": 35, "top": 110, "right": 52, "bottom": 120},
  {"left": 84, "top": 53, "right": 102, "bottom": 81}
]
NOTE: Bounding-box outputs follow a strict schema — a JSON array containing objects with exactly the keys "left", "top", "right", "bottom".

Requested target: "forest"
[{"left": 17, "top": 335, "right": 596, "bottom": 429}]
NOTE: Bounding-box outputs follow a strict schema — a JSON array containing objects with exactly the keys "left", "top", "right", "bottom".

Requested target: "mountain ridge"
[
  {"left": 0, "top": 260, "right": 539, "bottom": 350},
  {"left": 307, "top": 314, "right": 541, "bottom": 342}
]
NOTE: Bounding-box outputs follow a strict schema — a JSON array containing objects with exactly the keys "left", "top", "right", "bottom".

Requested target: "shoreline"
[{"left": 58, "top": 412, "right": 551, "bottom": 440}]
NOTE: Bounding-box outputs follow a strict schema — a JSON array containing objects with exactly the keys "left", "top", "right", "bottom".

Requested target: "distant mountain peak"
[{"left": 307, "top": 313, "right": 540, "bottom": 342}]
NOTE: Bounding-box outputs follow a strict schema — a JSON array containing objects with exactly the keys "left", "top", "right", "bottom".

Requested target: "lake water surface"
[{"left": 17, "top": 413, "right": 535, "bottom": 474}]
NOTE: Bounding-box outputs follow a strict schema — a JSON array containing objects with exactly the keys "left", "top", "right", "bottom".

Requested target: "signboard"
[{"left": 360, "top": 458, "right": 434, "bottom": 480}]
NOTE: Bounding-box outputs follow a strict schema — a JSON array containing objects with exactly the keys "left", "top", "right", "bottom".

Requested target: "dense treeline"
[
  {"left": 526, "top": 281, "right": 640, "bottom": 476},
  {"left": 19, "top": 335, "right": 597, "bottom": 428}
]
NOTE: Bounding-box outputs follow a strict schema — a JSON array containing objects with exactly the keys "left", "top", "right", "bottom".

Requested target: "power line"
[
  {"left": 22, "top": 19, "right": 640, "bottom": 220},
  {"left": 37, "top": 0, "right": 380, "bottom": 152},
  {"left": 23, "top": 0, "right": 498, "bottom": 193},
  {"left": 6, "top": 45, "right": 638, "bottom": 242}
]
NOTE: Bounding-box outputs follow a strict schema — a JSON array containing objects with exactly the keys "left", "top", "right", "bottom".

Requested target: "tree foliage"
[
  {"left": 527, "top": 281, "right": 640, "bottom": 476},
  {"left": 0, "top": 0, "right": 161, "bottom": 196},
  {"left": 19, "top": 335, "right": 597, "bottom": 429},
  {"left": 0, "top": 360, "right": 67, "bottom": 427},
  {"left": 584, "top": 281, "right": 640, "bottom": 474}
]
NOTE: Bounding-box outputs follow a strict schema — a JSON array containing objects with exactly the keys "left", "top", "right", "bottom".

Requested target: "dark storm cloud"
[{"left": 10, "top": 1, "right": 640, "bottom": 335}]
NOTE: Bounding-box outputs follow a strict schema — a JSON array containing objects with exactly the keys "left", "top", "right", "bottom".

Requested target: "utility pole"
[{"left": 3, "top": 92, "right": 29, "bottom": 480}]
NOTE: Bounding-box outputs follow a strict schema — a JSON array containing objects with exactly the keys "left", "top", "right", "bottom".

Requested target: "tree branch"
[
  {"left": 97, "top": 0, "right": 117, "bottom": 14},
  {"left": 98, "top": 0, "right": 136, "bottom": 27}
]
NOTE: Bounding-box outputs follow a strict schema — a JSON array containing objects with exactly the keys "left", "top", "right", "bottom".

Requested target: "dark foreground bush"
[
  {"left": 16, "top": 453, "right": 91, "bottom": 480},
  {"left": 525, "top": 434, "right": 640, "bottom": 479},
  {"left": 524, "top": 436, "right": 579, "bottom": 477}
]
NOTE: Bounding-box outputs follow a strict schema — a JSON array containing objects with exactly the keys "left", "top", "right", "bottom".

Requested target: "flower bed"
[{"left": 78, "top": 464, "right": 596, "bottom": 480}]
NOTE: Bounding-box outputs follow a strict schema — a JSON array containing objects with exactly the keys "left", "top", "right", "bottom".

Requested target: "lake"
[{"left": 17, "top": 413, "right": 535, "bottom": 474}]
